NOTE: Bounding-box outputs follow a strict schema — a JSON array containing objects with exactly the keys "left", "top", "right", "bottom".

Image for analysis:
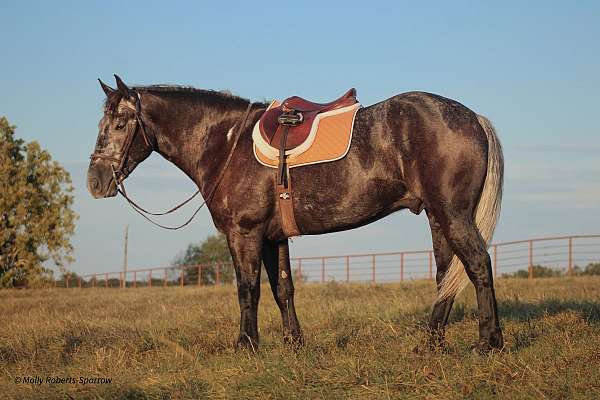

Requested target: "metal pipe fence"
[{"left": 56, "top": 234, "right": 600, "bottom": 288}]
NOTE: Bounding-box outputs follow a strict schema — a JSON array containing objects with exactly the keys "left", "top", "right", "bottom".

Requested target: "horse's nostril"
[{"left": 90, "top": 177, "right": 101, "bottom": 193}]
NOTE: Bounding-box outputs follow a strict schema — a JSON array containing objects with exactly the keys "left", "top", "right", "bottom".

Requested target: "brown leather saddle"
[
  {"left": 259, "top": 88, "right": 358, "bottom": 150},
  {"left": 258, "top": 89, "right": 359, "bottom": 239}
]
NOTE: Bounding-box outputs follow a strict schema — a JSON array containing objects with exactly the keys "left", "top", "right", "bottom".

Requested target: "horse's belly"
[{"left": 292, "top": 175, "right": 420, "bottom": 235}]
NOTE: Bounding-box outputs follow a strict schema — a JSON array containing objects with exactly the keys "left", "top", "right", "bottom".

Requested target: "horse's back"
[{"left": 279, "top": 91, "right": 490, "bottom": 236}]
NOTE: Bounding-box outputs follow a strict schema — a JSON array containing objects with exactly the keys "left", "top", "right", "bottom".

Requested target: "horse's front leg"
[{"left": 226, "top": 230, "right": 263, "bottom": 350}]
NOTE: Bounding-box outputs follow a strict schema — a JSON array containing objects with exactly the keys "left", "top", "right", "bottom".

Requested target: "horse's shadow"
[
  {"left": 449, "top": 298, "right": 600, "bottom": 324},
  {"left": 444, "top": 297, "right": 600, "bottom": 351},
  {"left": 498, "top": 298, "right": 600, "bottom": 323}
]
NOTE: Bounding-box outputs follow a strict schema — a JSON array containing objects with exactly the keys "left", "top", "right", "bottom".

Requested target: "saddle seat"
[
  {"left": 282, "top": 88, "right": 357, "bottom": 113},
  {"left": 259, "top": 88, "right": 358, "bottom": 150}
]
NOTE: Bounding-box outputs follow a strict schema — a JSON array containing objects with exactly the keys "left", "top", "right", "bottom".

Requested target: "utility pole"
[{"left": 123, "top": 225, "right": 128, "bottom": 288}]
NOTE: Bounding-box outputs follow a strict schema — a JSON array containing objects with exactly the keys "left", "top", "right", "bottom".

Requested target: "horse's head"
[{"left": 87, "top": 75, "right": 153, "bottom": 198}]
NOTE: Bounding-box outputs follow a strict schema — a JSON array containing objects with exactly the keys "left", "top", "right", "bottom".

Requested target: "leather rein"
[{"left": 90, "top": 92, "right": 254, "bottom": 230}]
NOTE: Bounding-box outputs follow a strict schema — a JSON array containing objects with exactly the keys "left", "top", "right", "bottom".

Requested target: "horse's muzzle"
[{"left": 87, "top": 162, "right": 117, "bottom": 198}]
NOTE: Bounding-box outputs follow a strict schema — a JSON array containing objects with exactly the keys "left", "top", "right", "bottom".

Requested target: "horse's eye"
[{"left": 115, "top": 121, "right": 126, "bottom": 130}]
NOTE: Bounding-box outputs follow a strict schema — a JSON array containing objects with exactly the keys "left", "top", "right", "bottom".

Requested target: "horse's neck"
[{"left": 150, "top": 97, "right": 249, "bottom": 197}]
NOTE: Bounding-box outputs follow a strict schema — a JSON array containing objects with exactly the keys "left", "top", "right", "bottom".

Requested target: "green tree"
[
  {"left": 583, "top": 262, "right": 600, "bottom": 276},
  {"left": 502, "top": 264, "right": 563, "bottom": 279},
  {"left": 172, "top": 233, "right": 234, "bottom": 284},
  {"left": 0, "top": 117, "right": 77, "bottom": 288},
  {"left": 573, "top": 262, "right": 600, "bottom": 276}
]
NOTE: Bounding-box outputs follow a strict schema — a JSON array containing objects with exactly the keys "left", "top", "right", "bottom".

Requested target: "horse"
[{"left": 87, "top": 75, "right": 504, "bottom": 351}]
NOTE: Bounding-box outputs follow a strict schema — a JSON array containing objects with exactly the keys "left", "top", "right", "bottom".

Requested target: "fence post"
[
  {"left": 346, "top": 256, "right": 350, "bottom": 283},
  {"left": 372, "top": 255, "right": 376, "bottom": 284},
  {"left": 133, "top": 271, "right": 137, "bottom": 288},
  {"left": 428, "top": 251, "right": 433, "bottom": 280},
  {"left": 66, "top": 276, "right": 69, "bottom": 289},
  {"left": 105, "top": 273, "right": 108, "bottom": 288},
  {"left": 78, "top": 277, "right": 81, "bottom": 289},
  {"left": 528, "top": 240, "right": 533, "bottom": 280},
  {"left": 164, "top": 268, "right": 167, "bottom": 287},
  {"left": 92, "top": 275, "right": 96, "bottom": 288},
  {"left": 568, "top": 237, "right": 573, "bottom": 276},
  {"left": 493, "top": 245, "right": 498, "bottom": 278},
  {"left": 119, "top": 272, "right": 123, "bottom": 289},
  {"left": 400, "top": 253, "right": 404, "bottom": 282},
  {"left": 149, "top": 270, "right": 152, "bottom": 288},
  {"left": 216, "top": 263, "right": 221, "bottom": 285},
  {"left": 198, "top": 265, "right": 202, "bottom": 286},
  {"left": 321, "top": 257, "right": 325, "bottom": 283},
  {"left": 180, "top": 268, "right": 184, "bottom": 288}
]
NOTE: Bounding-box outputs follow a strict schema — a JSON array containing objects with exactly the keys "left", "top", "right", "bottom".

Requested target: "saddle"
[
  {"left": 259, "top": 88, "right": 358, "bottom": 150},
  {"left": 255, "top": 89, "right": 360, "bottom": 239}
]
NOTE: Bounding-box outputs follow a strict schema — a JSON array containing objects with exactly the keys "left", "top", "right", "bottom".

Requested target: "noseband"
[{"left": 90, "top": 92, "right": 255, "bottom": 230}]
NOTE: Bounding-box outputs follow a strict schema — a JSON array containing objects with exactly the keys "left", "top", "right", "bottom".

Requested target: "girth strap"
[
  {"left": 276, "top": 122, "right": 301, "bottom": 237},
  {"left": 276, "top": 171, "right": 301, "bottom": 238}
]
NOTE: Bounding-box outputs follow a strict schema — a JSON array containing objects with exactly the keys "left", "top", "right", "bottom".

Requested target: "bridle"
[
  {"left": 90, "top": 92, "right": 153, "bottom": 185},
  {"left": 90, "top": 91, "right": 255, "bottom": 230}
]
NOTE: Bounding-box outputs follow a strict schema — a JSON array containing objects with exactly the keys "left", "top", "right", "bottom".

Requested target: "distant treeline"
[{"left": 502, "top": 262, "right": 600, "bottom": 279}]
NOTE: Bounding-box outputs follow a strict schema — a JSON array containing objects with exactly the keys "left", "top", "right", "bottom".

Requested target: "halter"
[{"left": 90, "top": 91, "right": 255, "bottom": 230}]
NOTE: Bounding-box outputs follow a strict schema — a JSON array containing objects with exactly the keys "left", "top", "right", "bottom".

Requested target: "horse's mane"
[
  {"left": 103, "top": 84, "right": 252, "bottom": 114},
  {"left": 136, "top": 85, "right": 250, "bottom": 103}
]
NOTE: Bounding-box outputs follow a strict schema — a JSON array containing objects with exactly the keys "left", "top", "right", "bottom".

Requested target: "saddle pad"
[{"left": 252, "top": 101, "right": 361, "bottom": 168}]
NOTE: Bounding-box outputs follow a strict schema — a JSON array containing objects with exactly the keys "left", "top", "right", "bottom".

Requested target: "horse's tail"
[{"left": 436, "top": 115, "right": 504, "bottom": 301}]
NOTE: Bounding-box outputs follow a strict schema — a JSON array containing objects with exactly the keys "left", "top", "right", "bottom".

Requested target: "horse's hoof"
[
  {"left": 470, "top": 341, "right": 504, "bottom": 355},
  {"left": 283, "top": 333, "right": 304, "bottom": 349},
  {"left": 428, "top": 340, "right": 451, "bottom": 354},
  {"left": 235, "top": 335, "right": 259, "bottom": 353}
]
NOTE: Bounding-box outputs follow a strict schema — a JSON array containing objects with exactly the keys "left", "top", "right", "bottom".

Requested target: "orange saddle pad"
[{"left": 252, "top": 100, "right": 361, "bottom": 168}]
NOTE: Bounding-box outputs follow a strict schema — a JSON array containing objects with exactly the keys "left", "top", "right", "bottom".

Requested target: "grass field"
[{"left": 2, "top": 277, "right": 600, "bottom": 399}]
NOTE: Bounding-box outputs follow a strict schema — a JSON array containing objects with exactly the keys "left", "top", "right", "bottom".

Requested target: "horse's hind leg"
[
  {"left": 440, "top": 212, "right": 503, "bottom": 350},
  {"left": 426, "top": 210, "right": 456, "bottom": 348},
  {"left": 262, "top": 239, "right": 303, "bottom": 345}
]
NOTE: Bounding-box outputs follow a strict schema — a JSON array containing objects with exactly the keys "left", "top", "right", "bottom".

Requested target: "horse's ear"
[
  {"left": 98, "top": 79, "right": 114, "bottom": 96},
  {"left": 114, "top": 74, "right": 132, "bottom": 98}
]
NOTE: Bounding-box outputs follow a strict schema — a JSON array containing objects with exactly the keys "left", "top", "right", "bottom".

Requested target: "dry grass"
[{"left": 1, "top": 277, "right": 600, "bottom": 399}]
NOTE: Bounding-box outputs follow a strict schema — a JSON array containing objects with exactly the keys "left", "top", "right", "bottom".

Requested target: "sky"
[{"left": 1, "top": 1, "right": 599, "bottom": 276}]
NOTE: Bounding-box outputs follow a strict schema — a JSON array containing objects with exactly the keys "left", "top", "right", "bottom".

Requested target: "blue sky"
[{"left": 1, "top": 1, "right": 599, "bottom": 276}]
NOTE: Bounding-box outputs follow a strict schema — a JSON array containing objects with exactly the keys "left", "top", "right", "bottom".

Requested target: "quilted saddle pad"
[{"left": 252, "top": 101, "right": 361, "bottom": 169}]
